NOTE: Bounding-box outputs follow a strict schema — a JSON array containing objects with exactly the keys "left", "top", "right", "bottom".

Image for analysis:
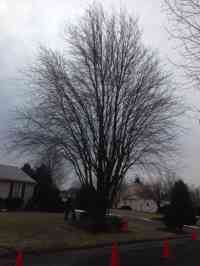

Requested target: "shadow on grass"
[
  {"left": 156, "top": 226, "right": 189, "bottom": 235},
  {"left": 151, "top": 217, "right": 163, "bottom": 221}
]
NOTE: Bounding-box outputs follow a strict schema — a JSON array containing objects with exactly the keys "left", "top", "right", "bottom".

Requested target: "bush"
[
  {"left": 25, "top": 185, "right": 65, "bottom": 212},
  {"left": 75, "top": 214, "right": 123, "bottom": 233},
  {"left": 194, "top": 206, "right": 200, "bottom": 216},
  {"left": 75, "top": 186, "right": 123, "bottom": 232},
  {"left": 0, "top": 198, "right": 6, "bottom": 210},
  {"left": 159, "top": 204, "right": 170, "bottom": 215},
  {"left": 75, "top": 186, "right": 107, "bottom": 218},
  {"left": 163, "top": 180, "right": 197, "bottom": 230},
  {"left": 75, "top": 186, "right": 103, "bottom": 210},
  {"left": 118, "top": 205, "right": 132, "bottom": 210},
  {"left": 24, "top": 198, "right": 38, "bottom": 211},
  {"left": 5, "top": 198, "right": 24, "bottom": 211}
]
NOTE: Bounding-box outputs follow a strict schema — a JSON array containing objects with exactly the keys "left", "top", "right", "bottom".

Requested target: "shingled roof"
[{"left": 0, "top": 164, "right": 36, "bottom": 184}]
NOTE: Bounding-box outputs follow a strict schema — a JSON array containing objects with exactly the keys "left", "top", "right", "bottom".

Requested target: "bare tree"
[
  {"left": 164, "top": 0, "right": 200, "bottom": 88},
  {"left": 34, "top": 146, "right": 65, "bottom": 188},
  {"left": 113, "top": 179, "right": 129, "bottom": 208},
  {"left": 162, "top": 169, "right": 177, "bottom": 200},
  {"left": 190, "top": 184, "right": 200, "bottom": 208},
  {"left": 10, "top": 4, "right": 180, "bottom": 223}
]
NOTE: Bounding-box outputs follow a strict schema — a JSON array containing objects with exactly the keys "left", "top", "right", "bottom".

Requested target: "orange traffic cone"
[
  {"left": 120, "top": 219, "right": 128, "bottom": 233},
  {"left": 110, "top": 242, "right": 120, "bottom": 266},
  {"left": 16, "top": 250, "right": 23, "bottom": 266},
  {"left": 192, "top": 229, "right": 197, "bottom": 241},
  {"left": 162, "top": 240, "right": 170, "bottom": 259}
]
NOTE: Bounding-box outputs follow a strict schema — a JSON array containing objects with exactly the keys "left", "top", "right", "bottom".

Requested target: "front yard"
[{"left": 0, "top": 212, "right": 186, "bottom": 252}]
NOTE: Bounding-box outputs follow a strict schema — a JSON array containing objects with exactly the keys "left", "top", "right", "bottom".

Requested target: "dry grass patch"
[{"left": 0, "top": 212, "right": 177, "bottom": 252}]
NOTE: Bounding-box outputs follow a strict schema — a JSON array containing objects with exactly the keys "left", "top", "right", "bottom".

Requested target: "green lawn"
[{"left": 0, "top": 212, "right": 180, "bottom": 252}]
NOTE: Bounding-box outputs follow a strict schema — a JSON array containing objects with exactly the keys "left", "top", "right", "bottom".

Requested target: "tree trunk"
[
  {"left": 156, "top": 201, "right": 161, "bottom": 213},
  {"left": 89, "top": 189, "right": 109, "bottom": 232}
]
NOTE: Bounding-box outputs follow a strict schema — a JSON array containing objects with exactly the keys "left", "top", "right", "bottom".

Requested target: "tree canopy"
[{"left": 164, "top": 0, "right": 200, "bottom": 88}]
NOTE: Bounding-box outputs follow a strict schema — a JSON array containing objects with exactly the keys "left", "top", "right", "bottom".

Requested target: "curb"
[{"left": 0, "top": 234, "right": 191, "bottom": 258}]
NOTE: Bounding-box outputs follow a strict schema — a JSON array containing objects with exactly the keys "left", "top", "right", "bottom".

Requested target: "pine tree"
[{"left": 164, "top": 180, "right": 196, "bottom": 231}]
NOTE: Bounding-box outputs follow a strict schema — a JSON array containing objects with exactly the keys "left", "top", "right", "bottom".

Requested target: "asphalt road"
[{"left": 2, "top": 238, "right": 197, "bottom": 266}]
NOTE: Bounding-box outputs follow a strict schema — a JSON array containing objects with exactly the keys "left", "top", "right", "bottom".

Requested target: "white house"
[
  {"left": 0, "top": 164, "right": 36, "bottom": 205},
  {"left": 117, "top": 183, "right": 158, "bottom": 213}
]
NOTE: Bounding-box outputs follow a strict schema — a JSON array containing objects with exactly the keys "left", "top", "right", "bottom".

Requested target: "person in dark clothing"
[
  {"left": 64, "top": 196, "right": 76, "bottom": 221},
  {"left": 64, "top": 197, "right": 72, "bottom": 221}
]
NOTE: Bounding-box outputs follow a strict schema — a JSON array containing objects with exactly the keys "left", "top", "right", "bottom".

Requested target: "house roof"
[{"left": 0, "top": 164, "right": 36, "bottom": 184}]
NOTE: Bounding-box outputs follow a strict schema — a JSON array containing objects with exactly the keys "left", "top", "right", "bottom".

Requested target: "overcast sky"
[{"left": 1, "top": 0, "right": 200, "bottom": 186}]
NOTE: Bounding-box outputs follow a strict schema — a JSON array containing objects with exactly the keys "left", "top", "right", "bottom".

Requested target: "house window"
[{"left": 12, "top": 183, "right": 23, "bottom": 198}]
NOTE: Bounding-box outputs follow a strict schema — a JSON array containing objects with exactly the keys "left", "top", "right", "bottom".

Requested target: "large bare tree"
[
  {"left": 10, "top": 4, "right": 180, "bottom": 223},
  {"left": 164, "top": 0, "right": 200, "bottom": 88}
]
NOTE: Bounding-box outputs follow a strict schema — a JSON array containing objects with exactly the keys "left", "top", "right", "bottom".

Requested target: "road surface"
[{"left": 2, "top": 238, "right": 200, "bottom": 266}]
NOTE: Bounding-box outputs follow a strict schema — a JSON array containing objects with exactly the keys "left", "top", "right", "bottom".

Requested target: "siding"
[
  {"left": 118, "top": 198, "right": 157, "bottom": 213},
  {"left": 117, "top": 183, "right": 158, "bottom": 213},
  {"left": 0, "top": 181, "right": 10, "bottom": 199},
  {"left": 24, "top": 184, "right": 35, "bottom": 203}
]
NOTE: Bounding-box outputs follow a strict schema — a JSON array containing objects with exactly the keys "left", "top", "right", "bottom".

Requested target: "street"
[{"left": 2, "top": 238, "right": 199, "bottom": 266}]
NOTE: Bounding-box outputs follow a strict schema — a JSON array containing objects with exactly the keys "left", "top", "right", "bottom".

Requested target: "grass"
[
  {"left": 0, "top": 212, "right": 180, "bottom": 252},
  {"left": 136, "top": 212, "right": 163, "bottom": 220}
]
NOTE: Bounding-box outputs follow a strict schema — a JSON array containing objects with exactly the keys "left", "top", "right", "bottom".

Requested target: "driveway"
[{"left": 112, "top": 209, "right": 200, "bottom": 232}]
